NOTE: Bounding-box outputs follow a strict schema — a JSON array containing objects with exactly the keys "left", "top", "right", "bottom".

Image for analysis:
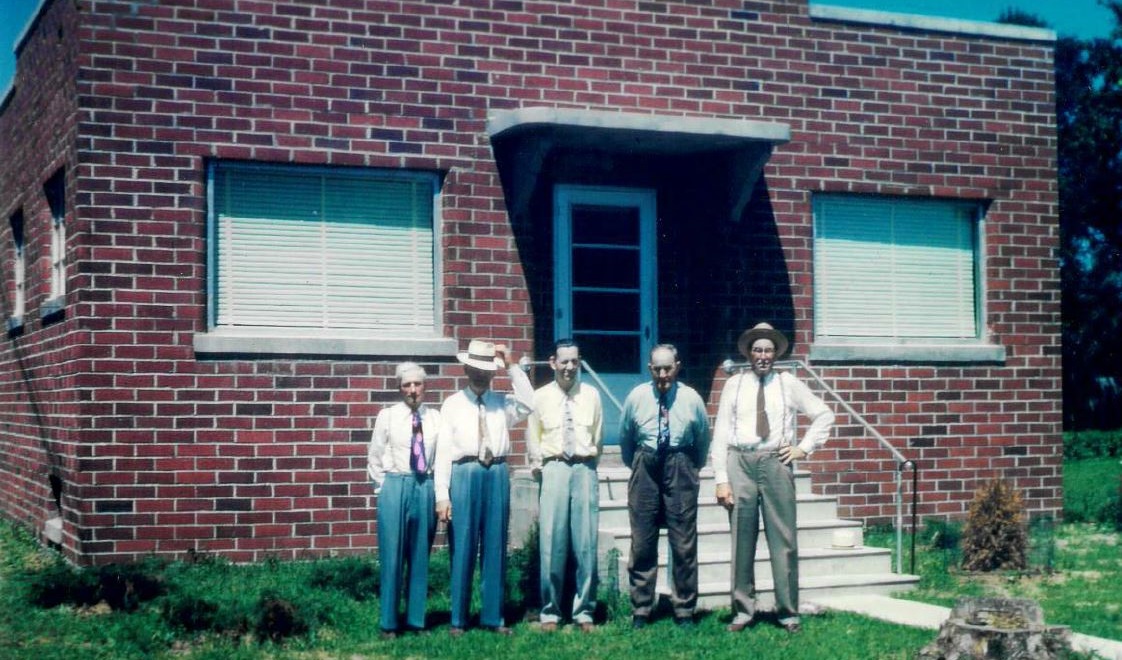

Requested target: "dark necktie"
[
  {"left": 756, "top": 376, "right": 770, "bottom": 441},
  {"left": 477, "top": 394, "right": 493, "bottom": 466},
  {"left": 657, "top": 393, "right": 670, "bottom": 453},
  {"left": 410, "top": 409, "right": 426, "bottom": 475}
]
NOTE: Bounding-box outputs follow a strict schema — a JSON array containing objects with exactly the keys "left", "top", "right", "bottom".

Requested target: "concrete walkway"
[{"left": 810, "top": 594, "right": 1122, "bottom": 660}]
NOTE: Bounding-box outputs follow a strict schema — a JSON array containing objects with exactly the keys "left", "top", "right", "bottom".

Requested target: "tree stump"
[{"left": 916, "top": 597, "right": 1072, "bottom": 660}]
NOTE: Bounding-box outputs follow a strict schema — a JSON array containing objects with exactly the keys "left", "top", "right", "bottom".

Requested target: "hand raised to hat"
[{"left": 493, "top": 344, "right": 509, "bottom": 369}]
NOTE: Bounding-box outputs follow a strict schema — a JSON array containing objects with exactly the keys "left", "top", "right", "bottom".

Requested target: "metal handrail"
[
  {"left": 522, "top": 354, "right": 919, "bottom": 573},
  {"left": 721, "top": 358, "right": 919, "bottom": 574}
]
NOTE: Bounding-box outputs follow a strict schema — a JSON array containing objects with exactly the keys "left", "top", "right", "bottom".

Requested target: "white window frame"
[
  {"left": 41, "top": 169, "right": 66, "bottom": 319},
  {"left": 194, "top": 161, "right": 455, "bottom": 358},
  {"left": 810, "top": 194, "right": 1004, "bottom": 363},
  {"left": 8, "top": 211, "right": 25, "bottom": 330}
]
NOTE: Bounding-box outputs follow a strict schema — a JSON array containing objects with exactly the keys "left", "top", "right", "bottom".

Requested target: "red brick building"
[{"left": 0, "top": 0, "right": 1060, "bottom": 564}]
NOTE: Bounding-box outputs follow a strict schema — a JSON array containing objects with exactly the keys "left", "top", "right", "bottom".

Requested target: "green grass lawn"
[{"left": 1, "top": 456, "right": 1119, "bottom": 658}]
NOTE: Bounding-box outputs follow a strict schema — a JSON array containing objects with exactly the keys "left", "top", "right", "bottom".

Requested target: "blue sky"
[{"left": 0, "top": 0, "right": 1117, "bottom": 94}]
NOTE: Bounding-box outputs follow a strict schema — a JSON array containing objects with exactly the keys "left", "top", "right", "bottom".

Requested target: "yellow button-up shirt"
[{"left": 526, "top": 380, "right": 603, "bottom": 471}]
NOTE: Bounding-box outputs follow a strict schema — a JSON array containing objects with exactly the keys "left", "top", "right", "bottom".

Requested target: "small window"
[
  {"left": 9, "top": 210, "right": 25, "bottom": 327},
  {"left": 45, "top": 169, "right": 66, "bottom": 303},
  {"left": 813, "top": 195, "right": 982, "bottom": 344},
  {"left": 207, "top": 161, "right": 440, "bottom": 336}
]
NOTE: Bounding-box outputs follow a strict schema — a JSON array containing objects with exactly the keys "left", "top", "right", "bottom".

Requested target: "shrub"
[
  {"left": 961, "top": 478, "right": 1028, "bottom": 572},
  {"left": 921, "top": 518, "right": 963, "bottom": 550},
  {"left": 254, "top": 592, "right": 307, "bottom": 643},
  {"left": 21, "top": 561, "right": 95, "bottom": 608},
  {"left": 505, "top": 522, "right": 540, "bottom": 618},
  {"left": 1064, "top": 429, "right": 1122, "bottom": 460},
  {"left": 21, "top": 559, "right": 165, "bottom": 611},
  {"left": 307, "top": 555, "right": 379, "bottom": 601},
  {"left": 161, "top": 592, "right": 220, "bottom": 633}
]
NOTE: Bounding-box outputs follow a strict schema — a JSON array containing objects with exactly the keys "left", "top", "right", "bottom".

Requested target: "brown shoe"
[
  {"left": 486, "top": 625, "right": 513, "bottom": 636},
  {"left": 726, "top": 619, "right": 753, "bottom": 633},
  {"left": 540, "top": 622, "right": 558, "bottom": 632},
  {"left": 380, "top": 630, "right": 398, "bottom": 640},
  {"left": 449, "top": 627, "right": 466, "bottom": 638},
  {"left": 579, "top": 622, "right": 596, "bottom": 633}
]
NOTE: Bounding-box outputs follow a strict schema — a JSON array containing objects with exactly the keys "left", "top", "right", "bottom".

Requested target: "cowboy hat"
[
  {"left": 737, "top": 322, "right": 790, "bottom": 359},
  {"left": 457, "top": 339, "right": 502, "bottom": 371}
]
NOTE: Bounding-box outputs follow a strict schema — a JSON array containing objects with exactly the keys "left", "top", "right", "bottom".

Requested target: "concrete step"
[
  {"left": 598, "top": 492, "right": 839, "bottom": 529},
  {"left": 597, "top": 466, "right": 815, "bottom": 501},
  {"left": 600, "top": 518, "right": 865, "bottom": 555},
  {"left": 614, "top": 544, "right": 894, "bottom": 586},
  {"left": 680, "top": 572, "right": 921, "bottom": 612}
]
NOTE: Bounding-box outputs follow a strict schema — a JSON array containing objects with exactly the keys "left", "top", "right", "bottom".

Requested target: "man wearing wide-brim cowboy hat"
[
  {"left": 434, "top": 339, "right": 534, "bottom": 636},
  {"left": 710, "top": 322, "right": 835, "bottom": 635}
]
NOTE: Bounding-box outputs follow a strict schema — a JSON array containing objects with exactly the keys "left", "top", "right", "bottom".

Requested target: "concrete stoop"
[{"left": 594, "top": 464, "right": 921, "bottom": 613}]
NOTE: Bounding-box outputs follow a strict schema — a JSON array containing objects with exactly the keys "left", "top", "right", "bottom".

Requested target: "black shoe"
[
  {"left": 674, "top": 616, "right": 695, "bottom": 630},
  {"left": 632, "top": 616, "right": 648, "bottom": 630}
]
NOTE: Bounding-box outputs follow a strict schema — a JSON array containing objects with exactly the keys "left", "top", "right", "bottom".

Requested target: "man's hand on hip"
[{"left": 778, "top": 445, "right": 807, "bottom": 465}]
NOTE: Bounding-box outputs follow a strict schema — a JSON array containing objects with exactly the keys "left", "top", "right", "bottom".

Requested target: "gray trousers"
[
  {"left": 627, "top": 449, "right": 699, "bottom": 619},
  {"left": 538, "top": 460, "right": 599, "bottom": 624},
  {"left": 728, "top": 448, "right": 800, "bottom": 624}
]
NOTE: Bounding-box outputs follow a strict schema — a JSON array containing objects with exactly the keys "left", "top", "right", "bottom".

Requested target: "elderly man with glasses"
[{"left": 710, "top": 323, "right": 835, "bottom": 635}]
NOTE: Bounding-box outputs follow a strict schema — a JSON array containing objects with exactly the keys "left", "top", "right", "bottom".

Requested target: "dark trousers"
[{"left": 627, "top": 449, "right": 700, "bottom": 619}]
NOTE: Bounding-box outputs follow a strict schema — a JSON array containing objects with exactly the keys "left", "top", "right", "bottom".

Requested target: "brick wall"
[
  {"left": 0, "top": 0, "right": 82, "bottom": 549},
  {"left": 0, "top": 0, "right": 1059, "bottom": 563}
]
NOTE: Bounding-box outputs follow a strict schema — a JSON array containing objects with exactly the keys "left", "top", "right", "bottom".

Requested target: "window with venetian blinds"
[
  {"left": 813, "top": 195, "right": 981, "bottom": 342},
  {"left": 209, "top": 162, "right": 438, "bottom": 334}
]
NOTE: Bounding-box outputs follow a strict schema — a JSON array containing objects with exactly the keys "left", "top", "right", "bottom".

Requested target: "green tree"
[{"left": 1055, "top": 2, "right": 1122, "bottom": 429}]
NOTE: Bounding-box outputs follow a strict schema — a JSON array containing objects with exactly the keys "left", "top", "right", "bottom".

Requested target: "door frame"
[{"left": 553, "top": 183, "right": 658, "bottom": 376}]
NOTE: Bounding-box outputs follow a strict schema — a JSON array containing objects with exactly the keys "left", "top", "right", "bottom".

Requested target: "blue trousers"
[
  {"left": 538, "top": 460, "right": 599, "bottom": 624},
  {"left": 448, "top": 460, "right": 510, "bottom": 629},
  {"left": 377, "top": 473, "right": 436, "bottom": 632}
]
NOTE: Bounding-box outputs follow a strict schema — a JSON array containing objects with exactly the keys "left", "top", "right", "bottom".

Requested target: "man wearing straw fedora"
[
  {"left": 711, "top": 323, "right": 835, "bottom": 634},
  {"left": 435, "top": 339, "right": 534, "bottom": 636}
]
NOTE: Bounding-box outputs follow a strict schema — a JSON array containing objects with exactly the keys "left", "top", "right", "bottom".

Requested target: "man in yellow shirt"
[{"left": 527, "top": 340, "right": 604, "bottom": 632}]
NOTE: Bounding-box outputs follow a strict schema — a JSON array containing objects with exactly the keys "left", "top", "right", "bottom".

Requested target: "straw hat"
[
  {"left": 736, "top": 322, "right": 790, "bottom": 359},
  {"left": 456, "top": 339, "right": 502, "bottom": 371}
]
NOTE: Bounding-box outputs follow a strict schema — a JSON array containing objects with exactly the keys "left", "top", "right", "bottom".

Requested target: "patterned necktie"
[
  {"left": 657, "top": 393, "right": 670, "bottom": 453},
  {"left": 562, "top": 395, "right": 576, "bottom": 459},
  {"left": 410, "top": 409, "right": 426, "bottom": 475},
  {"left": 477, "top": 394, "right": 493, "bottom": 466},
  {"left": 756, "top": 376, "right": 770, "bottom": 441}
]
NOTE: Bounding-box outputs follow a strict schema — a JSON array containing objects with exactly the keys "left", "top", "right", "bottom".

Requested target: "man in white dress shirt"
[
  {"left": 368, "top": 361, "right": 440, "bottom": 638},
  {"left": 434, "top": 339, "right": 534, "bottom": 636},
  {"left": 711, "top": 323, "right": 835, "bottom": 634},
  {"left": 527, "top": 339, "right": 603, "bottom": 632}
]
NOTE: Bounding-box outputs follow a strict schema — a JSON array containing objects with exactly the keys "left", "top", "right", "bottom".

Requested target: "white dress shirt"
[
  {"left": 526, "top": 380, "right": 603, "bottom": 471},
  {"left": 710, "top": 370, "right": 835, "bottom": 484},
  {"left": 367, "top": 401, "right": 441, "bottom": 493},
  {"left": 434, "top": 365, "right": 533, "bottom": 502}
]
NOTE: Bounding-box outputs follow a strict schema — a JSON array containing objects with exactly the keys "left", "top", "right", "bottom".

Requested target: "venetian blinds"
[
  {"left": 212, "top": 164, "right": 436, "bottom": 333},
  {"left": 813, "top": 195, "right": 979, "bottom": 340}
]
